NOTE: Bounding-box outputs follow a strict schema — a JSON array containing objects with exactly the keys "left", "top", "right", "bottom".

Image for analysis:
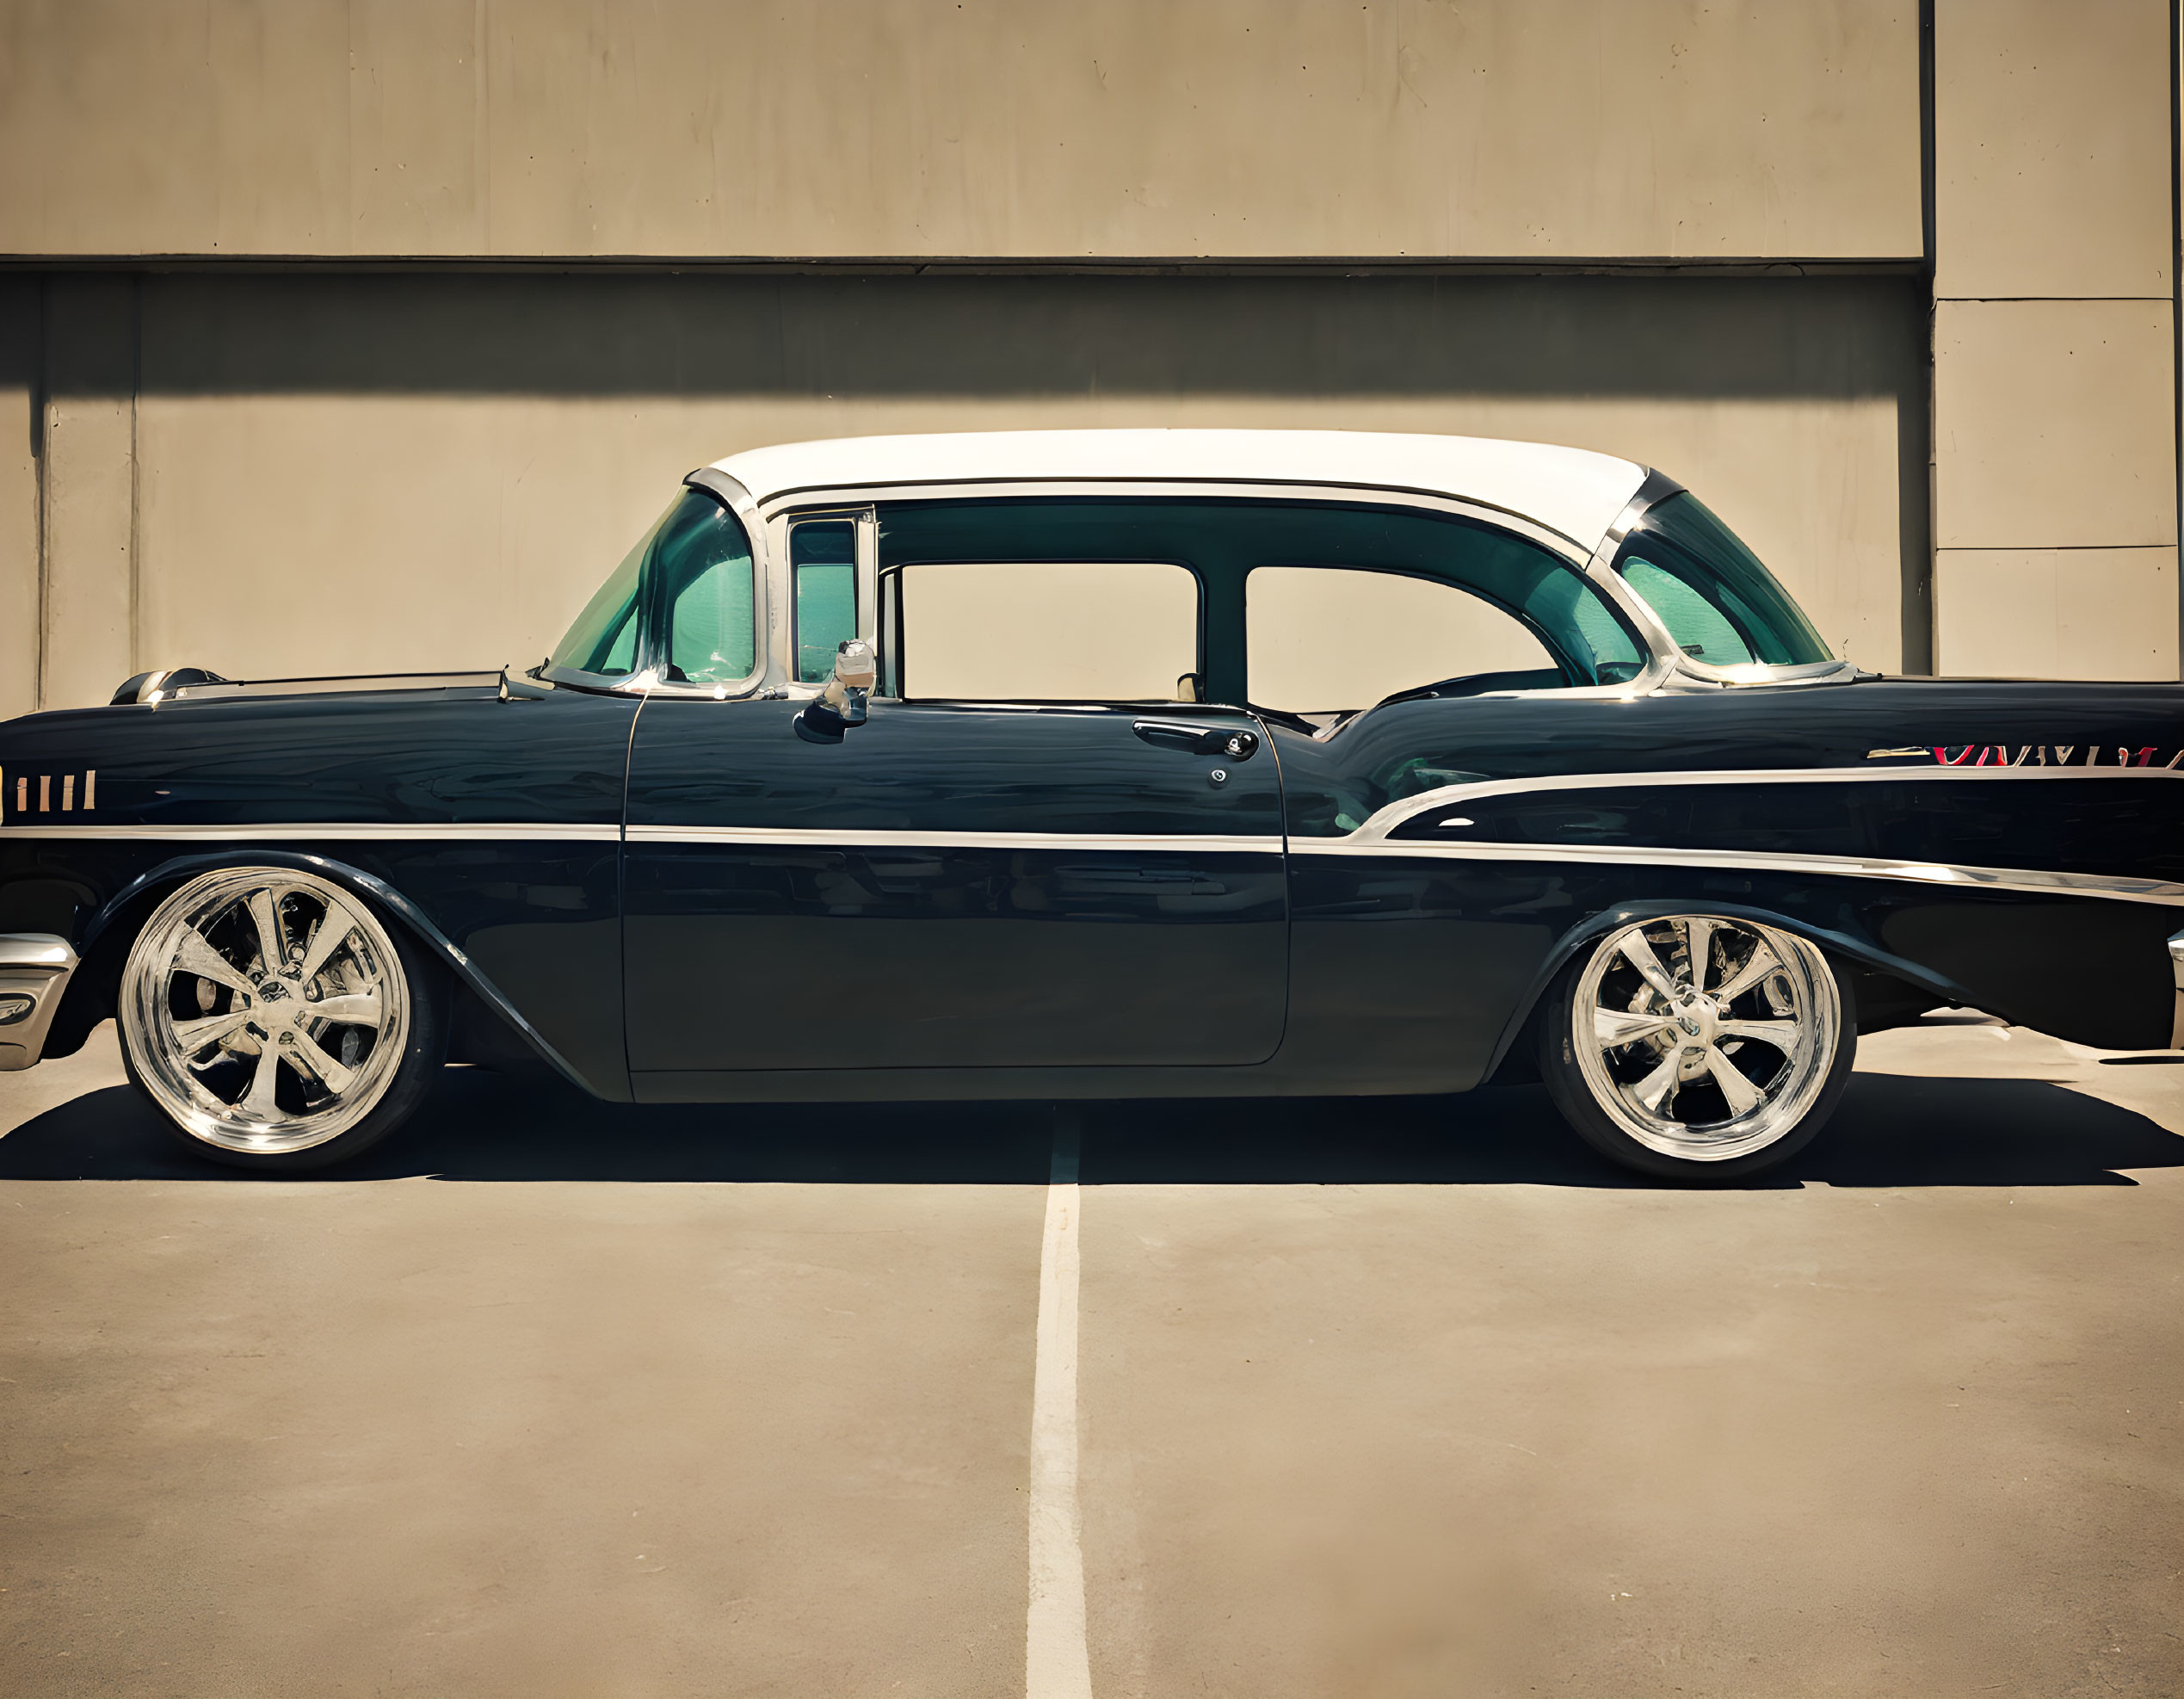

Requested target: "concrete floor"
[{"left": 1, "top": 1019, "right": 2181, "bottom": 1697}]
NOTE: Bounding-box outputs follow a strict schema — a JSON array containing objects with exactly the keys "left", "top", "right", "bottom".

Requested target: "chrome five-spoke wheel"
[
  {"left": 120, "top": 868, "right": 446, "bottom": 1168},
  {"left": 1540, "top": 914, "right": 1856, "bottom": 1178}
]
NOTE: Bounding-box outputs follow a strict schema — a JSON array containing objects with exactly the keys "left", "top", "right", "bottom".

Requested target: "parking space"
[{"left": 3, "top": 1022, "right": 2181, "bottom": 1696}]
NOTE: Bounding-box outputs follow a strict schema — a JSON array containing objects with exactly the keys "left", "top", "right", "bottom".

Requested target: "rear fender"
[{"left": 1479, "top": 899, "right": 1978, "bottom": 1084}]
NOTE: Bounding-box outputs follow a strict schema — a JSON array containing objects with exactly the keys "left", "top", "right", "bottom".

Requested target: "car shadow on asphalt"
[{"left": 0, "top": 1066, "right": 2179, "bottom": 1187}]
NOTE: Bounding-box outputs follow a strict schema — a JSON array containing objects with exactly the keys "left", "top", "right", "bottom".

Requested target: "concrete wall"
[
  {"left": 0, "top": 282, "right": 37, "bottom": 722},
  {"left": 0, "top": 0, "right": 1922, "bottom": 261},
  {"left": 1931, "top": 0, "right": 2180, "bottom": 679},
  {"left": 1, "top": 0, "right": 2176, "bottom": 706},
  {"left": 3, "top": 271, "right": 1925, "bottom": 705}
]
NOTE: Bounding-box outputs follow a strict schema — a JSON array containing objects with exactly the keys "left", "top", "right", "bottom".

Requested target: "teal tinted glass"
[
  {"left": 1517, "top": 565, "right": 1648, "bottom": 683},
  {"left": 1620, "top": 559, "right": 1752, "bottom": 663},
  {"left": 1613, "top": 492, "right": 1829, "bottom": 666},
  {"left": 656, "top": 492, "right": 757, "bottom": 683},
  {"left": 549, "top": 502, "right": 669, "bottom": 677},
  {"left": 792, "top": 520, "right": 858, "bottom": 683}
]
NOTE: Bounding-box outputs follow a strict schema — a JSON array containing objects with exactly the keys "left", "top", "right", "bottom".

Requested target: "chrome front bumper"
[{"left": 0, "top": 933, "right": 79, "bottom": 1072}]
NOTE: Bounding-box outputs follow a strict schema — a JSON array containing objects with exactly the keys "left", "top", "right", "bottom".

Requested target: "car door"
[{"left": 620, "top": 510, "right": 1288, "bottom": 1077}]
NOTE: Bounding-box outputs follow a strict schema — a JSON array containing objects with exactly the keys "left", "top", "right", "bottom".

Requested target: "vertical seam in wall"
[
  {"left": 1919, "top": 0, "right": 1937, "bottom": 273},
  {"left": 2171, "top": 0, "right": 2181, "bottom": 679},
  {"left": 32, "top": 275, "right": 48, "bottom": 712},
  {"left": 1920, "top": 0, "right": 1940, "bottom": 674},
  {"left": 127, "top": 274, "right": 143, "bottom": 677}
]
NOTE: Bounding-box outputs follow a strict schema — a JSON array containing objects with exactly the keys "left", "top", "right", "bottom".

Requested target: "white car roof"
[{"left": 706, "top": 429, "right": 1649, "bottom": 554}]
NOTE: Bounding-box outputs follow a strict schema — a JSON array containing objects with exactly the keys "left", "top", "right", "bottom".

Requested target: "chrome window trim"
[
  {"left": 544, "top": 470, "right": 772, "bottom": 701},
  {"left": 684, "top": 466, "right": 760, "bottom": 520},
  {"left": 1582, "top": 468, "right": 1685, "bottom": 575},
  {"left": 772, "top": 506, "right": 878, "bottom": 692},
  {"left": 759, "top": 478, "right": 1679, "bottom": 702},
  {"left": 619, "top": 470, "right": 772, "bottom": 701},
  {"left": 1585, "top": 470, "right": 1860, "bottom": 690},
  {"left": 536, "top": 661, "right": 650, "bottom": 695},
  {"left": 752, "top": 474, "right": 1599, "bottom": 559},
  {"left": 591, "top": 471, "right": 1858, "bottom": 702}
]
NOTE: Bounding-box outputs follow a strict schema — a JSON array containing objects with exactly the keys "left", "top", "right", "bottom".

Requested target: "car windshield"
[
  {"left": 1611, "top": 492, "right": 1831, "bottom": 668},
  {"left": 549, "top": 489, "right": 757, "bottom": 683},
  {"left": 549, "top": 502, "right": 669, "bottom": 679}
]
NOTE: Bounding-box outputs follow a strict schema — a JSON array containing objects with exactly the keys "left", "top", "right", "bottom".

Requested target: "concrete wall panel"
[
  {"left": 1934, "top": 0, "right": 2173, "bottom": 300},
  {"left": 1934, "top": 299, "right": 2177, "bottom": 550},
  {"left": 134, "top": 388, "right": 1922, "bottom": 693},
  {"left": 60, "top": 272, "right": 1920, "bottom": 705},
  {"left": 39, "top": 280, "right": 138, "bottom": 714},
  {"left": 0, "top": 281, "right": 36, "bottom": 721},
  {"left": 348, "top": 0, "right": 486, "bottom": 254},
  {"left": 1935, "top": 547, "right": 2178, "bottom": 680},
  {"left": 0, "top": 0, "right": 1923, "bottom": 260}
]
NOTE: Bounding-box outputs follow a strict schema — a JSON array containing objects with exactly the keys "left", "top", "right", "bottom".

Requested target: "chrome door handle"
[{"left": 1132, "top": 720, "right": 1259, "bottom": 760}]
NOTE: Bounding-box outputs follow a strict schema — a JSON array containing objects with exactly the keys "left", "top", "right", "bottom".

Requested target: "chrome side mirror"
[{"left": 793, "top": 639, "right": 877, "bottom": 744}]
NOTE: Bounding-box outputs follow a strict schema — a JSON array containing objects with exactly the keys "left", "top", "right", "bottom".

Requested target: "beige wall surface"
[
  {"left": 0, "top": 282, "right": 36, "bottom": 723},
  {"left": 1934, "top": 0, "right": 2173, "bottom": 299},
  {"left": 0, "top": 271, "right": 1926, "bottom": 708},
  {"left": 37, "top": 278, "right": 141, "bottom": 715},
  {"left": 1929, "top": 0, "right": 2180, "bottom": 678},
  {"left": 0, "top": 0, "right": 1922, "bottom": 260},
  {"left": 1933, "top": 299, "right": 2179, "bottom": 550},
  {"left": 1935, "top": 547, "right": 2178, "bottom": 681}
]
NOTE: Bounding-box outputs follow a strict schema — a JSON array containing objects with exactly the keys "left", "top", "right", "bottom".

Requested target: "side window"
[
  {"left": 1619, "top": 559, "right": 1753, "bottom": 664},
  {"left": 792, "top": 520, "right": 858, "bottom": 683},
  {"left": 1247, "top": 567, "right": 1555, "bottom": 714},
  {"left": 1612, "top": 493, "right": 1830, "bottom": 667},
  {"left": 893, "top": 562, "right": 1199, "bottom": 701},
  {"left": 657, "top": 494, "right": 757, "bottom": 685}
]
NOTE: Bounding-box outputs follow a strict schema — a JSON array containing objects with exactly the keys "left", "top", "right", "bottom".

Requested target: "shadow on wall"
[
  {"left": 2, "top": 269, "right": 1927, "bottom": 408},
  {"left": 0, "top": 1065, "right": 2175, "bottom": 1188},
  {"left": 88, "top": 270, "right": 1928, "bottom": 403},
  {"left": 0, "top": 268, "right": 1934, "bottom": 682}
]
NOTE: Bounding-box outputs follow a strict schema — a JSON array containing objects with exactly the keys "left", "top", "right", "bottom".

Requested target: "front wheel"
[
  {"left": 1539, "top": 914, "right": 1856, "bottom": 1180},
  {"left": 118, "top": 868, "right": 448, "bottom": 1171}
]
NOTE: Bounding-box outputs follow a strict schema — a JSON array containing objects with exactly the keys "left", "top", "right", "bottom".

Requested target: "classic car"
[{"left": 3, "top": 428, "right": 2181, "bottom": 1179}]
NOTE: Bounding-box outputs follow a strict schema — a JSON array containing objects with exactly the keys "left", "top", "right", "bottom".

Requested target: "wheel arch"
[
  {"left": 52, "top": 850, "right": 596, "bottom": 1095},
  {"left": 1478, "top": 898, "right": 1965, "bottom": 1085}
]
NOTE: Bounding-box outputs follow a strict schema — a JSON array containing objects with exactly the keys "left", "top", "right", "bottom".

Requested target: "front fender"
[{"left": 54, "top": 850, "right": 600, "bottom": 1095}]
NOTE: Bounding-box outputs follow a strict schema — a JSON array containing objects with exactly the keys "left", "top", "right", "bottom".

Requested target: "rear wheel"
[
  {"left": 1539, "top": 914, "right": 1855, "bottom": 1180},
  {"left": 118, "top": 868, "right": 447, "bottom": 1171}
]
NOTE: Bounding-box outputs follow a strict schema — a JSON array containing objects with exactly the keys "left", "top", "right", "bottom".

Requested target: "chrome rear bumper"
[{"left": 0, "top": 934, "right": 79, "bottom": 1072}]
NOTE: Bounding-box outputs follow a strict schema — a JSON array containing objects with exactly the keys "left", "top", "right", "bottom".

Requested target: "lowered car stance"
[{"left": 3, "top": 429, "right": 2181, "bottom": 1178}]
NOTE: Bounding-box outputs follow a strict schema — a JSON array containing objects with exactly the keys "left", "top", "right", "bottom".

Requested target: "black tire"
[
  {"left": 1538, "top": 913, "right": 1858, "bottom": 1182},
  {"left": 117, "top": 868, "right": 450, "bottom": 1173}
]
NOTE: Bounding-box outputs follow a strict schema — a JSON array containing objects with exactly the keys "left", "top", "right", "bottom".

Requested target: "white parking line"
[{"left": 1027, "top": 1112, "right": 1094, "bottom": 1699}]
